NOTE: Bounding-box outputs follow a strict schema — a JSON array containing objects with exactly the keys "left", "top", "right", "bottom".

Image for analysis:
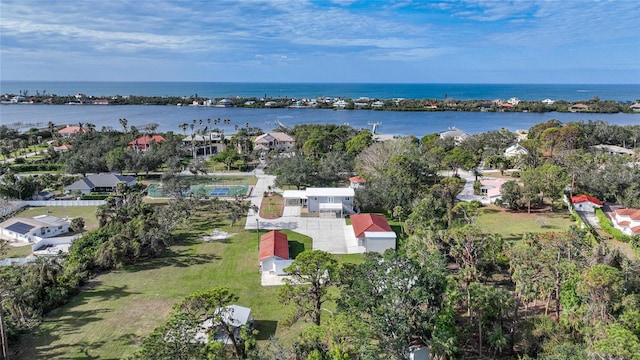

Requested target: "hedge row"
[
  {"left": 81, "top": 194, "right": 111, "bottom": 200},
  {"left": 595, "top": 208, "right": 631, "bottom": 242},
  {"left": 10, "top": 163, "right": 65, "bottom": 172}
]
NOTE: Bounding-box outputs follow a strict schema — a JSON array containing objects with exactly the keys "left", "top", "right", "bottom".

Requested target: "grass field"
[
  {"left": 13, "top": 208, "right": 351, "bottom": 359},
  {"left": 16, "top": 206, "right": 100, "bottom": 231},
  {"left": 476, "top": 204, "right": 574, "bottom": 242}
]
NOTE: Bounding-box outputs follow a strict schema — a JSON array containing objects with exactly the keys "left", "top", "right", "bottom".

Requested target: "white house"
[
  {"left": 507, "top": 97, "right": 520, "bottom": 106},
  {"left": 504, "top": 143, "right": 529, "bottom": 158},
  {"left": 214, "top": 99, "right": 234, "bottom": 107},
  {"left": 333, "top": 99, "right": 348, "bottom": 108},
  {"left": 590, "top": 144, "right": 635, "bottom": 157},
  {"left": 609, "top": 208, "right": 640, "bottom": 236},
  {"left": 194, "top": 305, "right": 253, "bottom": 344},
  {"left": 542, "top": 98, "right": 555, "bottom": 105},
  {"left": 306, "top": 187, "right": 355, "bottom": 217},
  {"left": 630, "top": 103, "right": 640, "bottom": 112},
  {"left": 439, "top": 127, "right": 470, "bottom": 144},
  {"left": 259, "top": 230, "right": 293, "bottom": 276},
  {"left": 284, "top": 187, "right": 355, "bottom": 217},
  {"left": 350, "top": 213, "right": 396, "bottom": 253},
  {"left": 0, "top": 215, "right": 70, "bottom": 243},
  {"left": 349, "top": 176, "right": 366, "bottom": 190},
  {"left": 571, "top": 195, "right": 602, "bottom": 213}
]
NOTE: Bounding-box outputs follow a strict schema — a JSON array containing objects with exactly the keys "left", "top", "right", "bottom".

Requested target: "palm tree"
[
  {"left": 179, "top": 122, "right": 188, "bottom": 136},
  {"left": 47, "top": 121, "right": 56, "bottom": 139},
  {"left": 119, "top": 118, "right": 128, "bottom": 134}
]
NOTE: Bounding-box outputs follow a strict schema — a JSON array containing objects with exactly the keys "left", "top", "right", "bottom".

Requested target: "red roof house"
[
  {"left": 351, "top": 214, "right": 392, "bottom": 238},
  {"left": 350, "top": 214, "right": 396, "bottom": 253},
  {"left": 259, "top": 230, "right": 292, "bottom": 277},
  {"left": 128, "top": 135, "right": 165, "bottom": 151},
  {"left": 58, "top": 125, "right": 88, "bottom": 137},
  {"left": 571, "top": 195, "right": 602, "bottom": 212},
  {"left": 349, "top": 176, "right": 366, "bottom": 189},
  {"left": 609, "top": 208, "right": 640, "bottom": 236},
  {"left": 259, "top": 230, "right": 289, "bottom": 262}
]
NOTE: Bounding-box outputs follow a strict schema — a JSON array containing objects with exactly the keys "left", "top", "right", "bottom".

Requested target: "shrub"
[{"left": 595, "top": 208, "right": 631, "bottom": 242}]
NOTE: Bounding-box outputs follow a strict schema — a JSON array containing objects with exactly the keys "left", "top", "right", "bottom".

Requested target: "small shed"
[
  {"left": 571, "top": 195, "right": 602, "bottom": 213},
  {"left": 259, "top": 230, "right": 292, "bottom": 275}
]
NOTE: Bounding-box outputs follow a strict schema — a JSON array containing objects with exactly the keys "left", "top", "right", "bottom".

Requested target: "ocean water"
[{"left": 2, "top": 81, "right": 640, "bottom": 102}]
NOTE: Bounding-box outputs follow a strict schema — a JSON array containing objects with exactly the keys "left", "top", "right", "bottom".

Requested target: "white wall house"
[
  {"left": 350, "top": 213, "right": 397, "bottom": 253},
  {"left": 609, "top": 208, "right": 640, "bottom": 236},
  {"left": 259, "top": 230, "right": 292, "bottom": 276},
  {"left": 504, "top": 143, "right": 529, "bottom": 158},
  {"left": 0, "top": 215, "right": 70, "bottom": 243},
  {"left": 306, "top": 188, "right": 355, "bottom": 217},
  {"left": 571, "top": 195, "right": 602, "bottom": 213}
]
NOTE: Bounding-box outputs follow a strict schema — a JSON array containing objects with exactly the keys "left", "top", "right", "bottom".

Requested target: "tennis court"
[{"left": 147, "top": 183, "right": 250, "bottom": 198}]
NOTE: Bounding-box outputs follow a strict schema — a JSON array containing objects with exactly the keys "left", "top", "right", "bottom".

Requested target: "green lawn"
[
  {"left": 13, "top": 209, "right": 352, "bottom": 359},
  {"left": 476, "top": 204, "right": 574, "bottom": 242},
  {"left": 17, "top": 206, "right": 99, "bottom": 231},
  {"left": 0, "top": 243, "right": 32, "bottom": 260}
]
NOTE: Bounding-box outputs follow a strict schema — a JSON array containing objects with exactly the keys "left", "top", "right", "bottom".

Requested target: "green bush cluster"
[
  {"left": 82, "top": 194, "right": 110, "bottom": 200},
  {"left": 595, "top": 208, "right": 630, "bottom": 242},
  {"left": 10, "top": 163, "right": 64, "bottom": 172}
]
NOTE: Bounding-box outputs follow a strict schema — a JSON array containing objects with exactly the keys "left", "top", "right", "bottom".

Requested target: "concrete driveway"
[{"left": 243, "top": 164, "right": 351, "bottom": 254}]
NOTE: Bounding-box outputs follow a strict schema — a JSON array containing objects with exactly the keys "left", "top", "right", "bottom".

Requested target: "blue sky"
[{"left": 1, "top": 0, "right": 639, "bottom": 83}]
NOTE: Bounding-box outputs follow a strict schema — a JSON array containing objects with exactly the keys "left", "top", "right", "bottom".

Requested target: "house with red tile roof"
[
  {"left": 349, "top": 176, "right": 366, "bottom": 190},
  {"left": 128, "top": 135, "right": 165, "bottom": 152},
  {"left": 350, "top": 213, "right": 396, "bottom": 253},
  {"left": 609, "top": 208, "right": 640, "bottom": 236},
  {"left": 571, "top": 195, "right": 602, "bottom": 213},
  {"left": 58, "top": 125, "right": 88, "bottom": 137},
  {"left": 259, "top": 230, "right": 293, "bottom": 276},
  {"left": 569, "top": 103, "right": 589, "bottom": 112}
]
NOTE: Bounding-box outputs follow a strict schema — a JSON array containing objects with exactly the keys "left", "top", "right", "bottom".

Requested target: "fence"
[{"left": 23, "top": 200, "right": 106, "bottom": 207}]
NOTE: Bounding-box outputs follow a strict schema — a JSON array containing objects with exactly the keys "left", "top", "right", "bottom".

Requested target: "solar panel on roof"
[{"left": 6, "top": 222, "right": 35, "bottom": 235}]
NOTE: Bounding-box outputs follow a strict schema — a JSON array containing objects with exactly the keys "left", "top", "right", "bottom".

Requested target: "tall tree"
[
  {"left": 279, "top": 250, "right": 338, "bottom": 326},
  {"left": 338, "top": 250, "right": 450, "bottom": 359}
]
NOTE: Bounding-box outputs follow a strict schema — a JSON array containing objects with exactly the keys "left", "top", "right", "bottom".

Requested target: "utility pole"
[
  {"left": 256, "top": 219, "right": 260, "bottom": 250},
  {"left": 0, "top": 292, "right": 9, "bottom": 360}
]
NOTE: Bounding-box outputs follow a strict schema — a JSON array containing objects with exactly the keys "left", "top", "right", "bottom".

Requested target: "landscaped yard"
[
  {"left": 476, "top": 204, "right": 574, "bottom": 242},
  {"left": 259, "top": 194, "right": 284, "bottom": 219},
  {"left": 12, "top": 207, "right": 346, "bottom": 359},
  {"left": 16, "top": 206, "right": 100, "bottom": 231}
]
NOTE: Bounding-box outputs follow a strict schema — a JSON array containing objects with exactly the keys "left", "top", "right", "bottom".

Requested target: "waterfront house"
[
  {"left": 92, "top": 99, "right": 110, "bottom": 105},
  {"left": 507, "top": 97, "right": 520, "bottom": 106},
  {"left": 128, "top": 135, "right": 165, "bottom": 152},
  {"left": 542, "top": 98, "right": 555, "bottom": 105},
  {"left": 569, "top": 103, "right": 589, "bottom": 112},
  {"left": 214, "top": 98, "right": 234, "bottom": 107},
  {"left": 182, "top": 132, "right": 227, "bottom": 156},
  {"left": 571, "top": 195, "right": 602, "bottom": 213},
  {"left": 65, "top": 173, "right": 136, "bottom": 195},
  {"left": 333, "top": 99, "right": 348, "bottom": 108},
  {"left": 58, "top": 125, "right": 88, "bottom": 137},
  {"left": 350, "top": 213, "right": 396, "bottom": 253},
  {"left": 630, "top": 103, "right": 640, "bottom": 112},
  {"left": 439, "top": 127, "right": 470, "bottom": 144},
  {"left": 608, "top": 208, "right": 640, "bottom": 236},
  {"left": 253, "top": 132, "right": 295, "bottom": 158},
  {"left": 371, "top": 100, "right": 385, "bottom": 107},
  {"left": 0, "top": 215, "right": 69, "bottom": 243}
]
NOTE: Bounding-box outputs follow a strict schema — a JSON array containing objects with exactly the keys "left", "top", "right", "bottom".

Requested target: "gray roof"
[{"left": 65, "top": 173, "right": 135, "bottom": 191}]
